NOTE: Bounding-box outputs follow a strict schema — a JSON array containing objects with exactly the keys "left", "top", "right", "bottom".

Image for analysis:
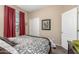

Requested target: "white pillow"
[
  {"left": 8, "top": 37, "right": 16, "bottom": 41},
  {"left": 0, "top": 39, "right": 19, "bottom": 54}
]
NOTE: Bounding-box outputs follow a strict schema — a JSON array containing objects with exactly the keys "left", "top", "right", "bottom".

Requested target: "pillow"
[
  {"left": 0, "top": 39, "right": 18, "bottom": 54},
  {"left": 0, "top": 36, "right": 17, "bottom": 46},
  {"left": 8, "top": 37, "right": 16, "bottom": 41}
]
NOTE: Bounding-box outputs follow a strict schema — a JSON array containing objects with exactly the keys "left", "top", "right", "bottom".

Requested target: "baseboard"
[{"left": 56, "top": 44, "right": 61, "bottom": 46}]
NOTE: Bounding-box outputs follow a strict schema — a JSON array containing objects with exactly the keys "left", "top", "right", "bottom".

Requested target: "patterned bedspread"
[{"left": 9, "top": 36, "right": 50, "bottom": 54}]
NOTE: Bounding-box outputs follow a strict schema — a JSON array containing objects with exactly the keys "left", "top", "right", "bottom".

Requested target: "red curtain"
[
  {"left": 19, "top": 11, "right": 25, "bottom": 35},
  {"left": 4, "top": 6, "right": 16, "bottom": 38}
]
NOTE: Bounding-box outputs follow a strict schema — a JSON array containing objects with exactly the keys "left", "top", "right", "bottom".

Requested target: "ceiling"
[{"left": 17, "top": 5, "right": 48, "bottom": 12}]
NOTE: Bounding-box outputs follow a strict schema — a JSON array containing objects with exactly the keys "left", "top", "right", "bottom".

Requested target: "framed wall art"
[{"left": 42, "top": 19, "right": 51, "bottom": 30}]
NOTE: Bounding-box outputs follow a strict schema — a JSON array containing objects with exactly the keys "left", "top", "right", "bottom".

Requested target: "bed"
[{"left": 0, "top": 35, "right": 51, "bottom": 54}]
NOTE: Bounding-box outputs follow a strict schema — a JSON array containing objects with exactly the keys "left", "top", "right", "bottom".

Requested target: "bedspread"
[{"left": 10, "top": 36, "right": 50, "bottom": 54}]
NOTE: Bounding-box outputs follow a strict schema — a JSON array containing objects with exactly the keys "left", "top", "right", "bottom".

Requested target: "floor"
[{"left": 51, "top": 45, "right": 68, "bottom": 54}]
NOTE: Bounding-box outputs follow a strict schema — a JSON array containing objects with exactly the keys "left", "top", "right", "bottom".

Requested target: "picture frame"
[{"left": 42, "top": 19, "right": 51, "bottom": 30}]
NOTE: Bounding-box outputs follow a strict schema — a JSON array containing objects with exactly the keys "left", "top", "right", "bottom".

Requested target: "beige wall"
[
  {"left": 0, "top": 5, "right": 4, "bottom": 37},
  {"left": 28, "top": 5, "right": 77, "bottom": 45},
  {"left": 61, "top": 5, "right": 77, "bottom": 13},
  {"left": 0, "top": 5, "right": 28, "bottom": 37}
]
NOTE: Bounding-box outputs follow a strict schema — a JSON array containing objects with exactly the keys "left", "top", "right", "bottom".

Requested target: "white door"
[
  {"left": 62, "top": 8, "right": 77, "bottom": 50},
  {"left": 29, "top": 17, "right": 40, "bottom": 36}
]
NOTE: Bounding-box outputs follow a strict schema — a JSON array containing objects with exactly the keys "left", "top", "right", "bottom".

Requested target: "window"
[{"left": 16, "top": 10, "right": 19, "bottom": 36}]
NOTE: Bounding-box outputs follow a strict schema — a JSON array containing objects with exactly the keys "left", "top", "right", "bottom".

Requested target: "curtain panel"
[
  {"left": 4, "top": 6, "right": 16, "bottom": 38},
  {"left": 19, "top": 11, "right": 25, "bottom": 35}
]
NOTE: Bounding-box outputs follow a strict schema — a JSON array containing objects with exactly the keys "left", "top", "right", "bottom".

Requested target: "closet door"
[
  {"left": 62, "top": 8, "right": 77, "bottom": 50},
  {"left": 29, "top": 17, "right": 40, "bottom": 36}
]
